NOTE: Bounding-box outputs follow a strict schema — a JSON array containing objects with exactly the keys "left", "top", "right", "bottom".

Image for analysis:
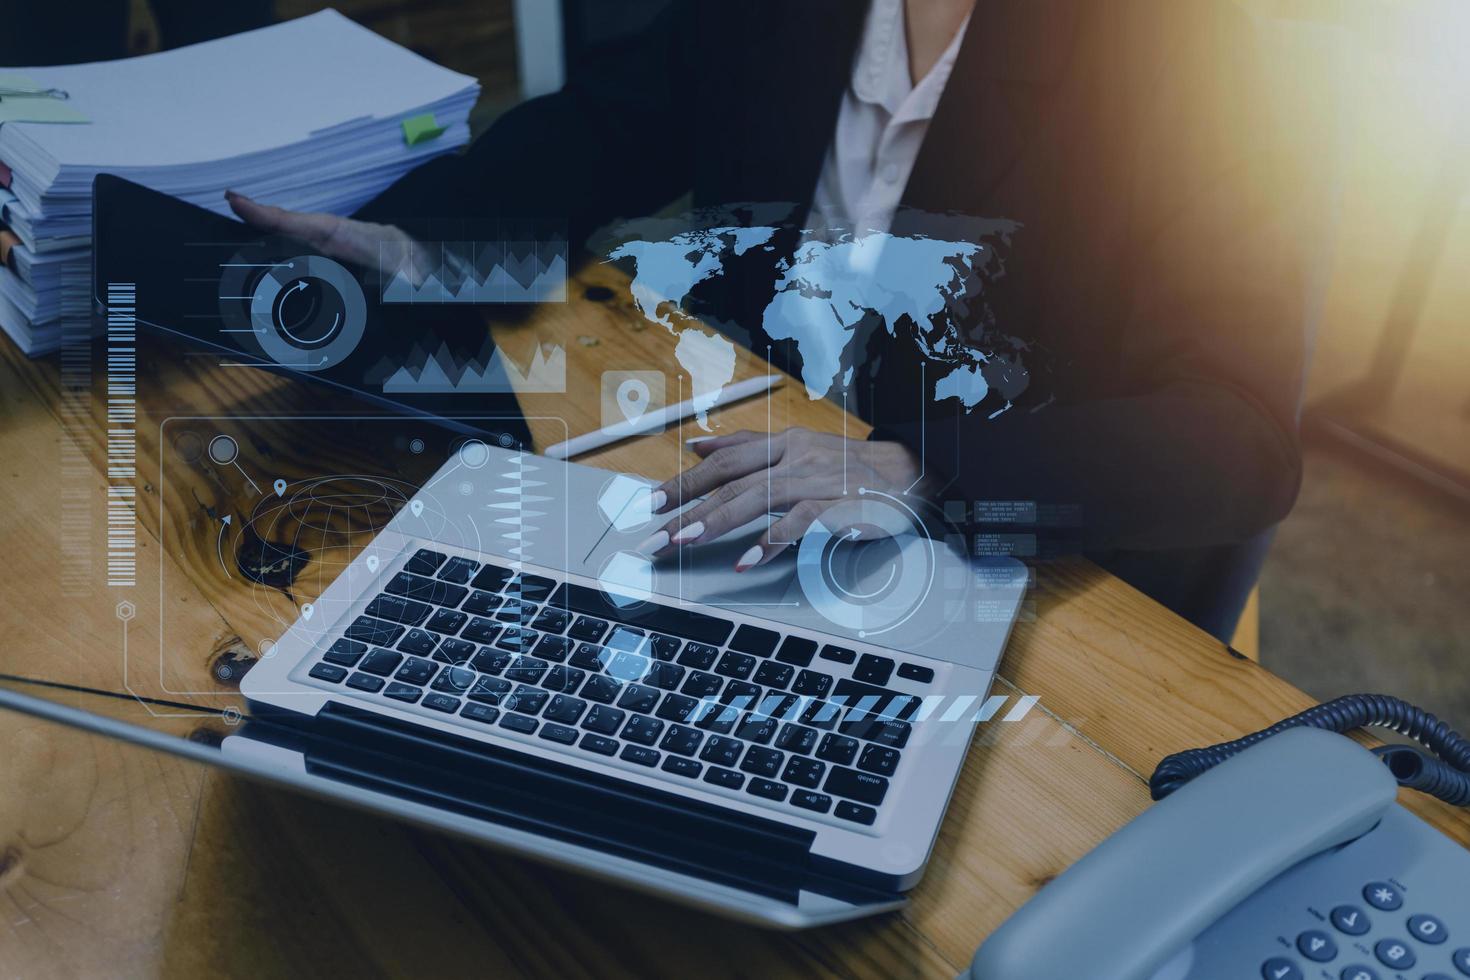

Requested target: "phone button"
[
  {"left": 1338, "top": 967, "right": 1379, "bottom": 980},
  {"left": 1297, "top": 930, "right": 1337, "bottom": 962},
  {"left": 1407, "top": 913, "right": 1447, "bottom": 945},
  {"left": 1330, "top": 905, "right": 1371, "bottom": 936},
  {"left": 1372, "top": 938, "right": 1415, "bottom": 970},
  {"left": 1455, "top": 946, "right": 1470, "bottom": 975},
  {"left": 1363, "top": 881, "right": 1403, "bottom": 910},
  {"left": 1261, "top": 957, "right": 1303, "bottom": 980}
]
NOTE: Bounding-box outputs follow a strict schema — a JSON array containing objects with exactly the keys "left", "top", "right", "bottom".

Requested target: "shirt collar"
[{"left": 851, "top": 0, "right": 972, "bottom": 125}]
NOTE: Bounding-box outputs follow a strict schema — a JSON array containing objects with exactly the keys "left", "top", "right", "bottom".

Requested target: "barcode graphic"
[
  {"left": 106, "top": 282, "right": 137, "bottom": 588},
  {"left": 58, "top": 316, "right": 93, "bottom": 596}
]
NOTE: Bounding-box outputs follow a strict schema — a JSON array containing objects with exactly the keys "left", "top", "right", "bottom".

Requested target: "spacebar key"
[{"left": 551, "top": 583, "right": 734, "bottom": 646}]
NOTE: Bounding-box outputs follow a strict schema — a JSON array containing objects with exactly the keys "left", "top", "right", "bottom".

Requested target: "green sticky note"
[
  {"left": 0, "top": 74, "right": 90, "bottom": 125},
  {"left": 401, "top": 112, "right": 445, "bottom": 146}
]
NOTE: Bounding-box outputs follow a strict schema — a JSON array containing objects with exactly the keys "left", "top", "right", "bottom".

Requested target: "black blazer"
[{"left": 361, "top": 0, "right": 1319, "bottom": 637}]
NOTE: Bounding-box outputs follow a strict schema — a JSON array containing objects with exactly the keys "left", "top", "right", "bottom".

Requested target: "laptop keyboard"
[{"left": 302, "top": 547, "right": 939, "bottom": 828}]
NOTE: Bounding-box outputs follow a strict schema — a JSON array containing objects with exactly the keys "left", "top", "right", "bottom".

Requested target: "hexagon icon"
[
  {"left": 597, "top": 473, "right": 660, "bottom": 533},
  {"left": 115, "top": 600, "right": 137, "bottom": 622},
  {"left": 597, "top": 550, "right": 653, "bottom": 608}
]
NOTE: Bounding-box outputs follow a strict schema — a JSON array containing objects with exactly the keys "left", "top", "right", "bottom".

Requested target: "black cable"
[{"left": 1150, "top": 693, "right": 1470, "bottom": 807}]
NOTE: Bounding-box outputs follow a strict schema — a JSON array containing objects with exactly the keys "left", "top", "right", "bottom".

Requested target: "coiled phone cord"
[{"left": 1150, "top": 693, "right": 1470, "bottom": 807}]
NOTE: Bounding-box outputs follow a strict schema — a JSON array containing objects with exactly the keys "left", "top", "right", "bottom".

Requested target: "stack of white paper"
[{"left": 0, "top": 9, "right": 478, "bottom": 355}]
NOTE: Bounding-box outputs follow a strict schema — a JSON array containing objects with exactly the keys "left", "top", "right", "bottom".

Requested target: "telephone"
[{"left": 968, "top": 727, "right": 1470, "bottom": 980}]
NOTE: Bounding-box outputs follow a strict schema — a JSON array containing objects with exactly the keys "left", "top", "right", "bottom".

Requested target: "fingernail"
[
  {"left": 637, "top": 530, "right": 669, "bottom": 554},
  {"left": 685, "top": 436, "right": 715, "bottom": 446},
  {"left": 735, "top": 545, "right": 763, "bottom": 571},
  {"left": 671, "top": 520, "right": 704, "bottom": 544},
  {"left": 645, "top": 489, "right": 667, "bottom": 513}
]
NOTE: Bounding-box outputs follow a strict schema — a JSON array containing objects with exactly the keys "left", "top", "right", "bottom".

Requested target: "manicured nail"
[
  {"left": 637, "top": 530, "right": 669, "bottom": 554},
  {"left": 671, "top": 520, "right": 704, "bottom": 544},
  {"left": 685, "top": 436, "right": 715, "bottom": 446},
  {"left": 645, "top": 489, "right": 667, "bottom": 513},
  {"left": 735, "top": 545, "right": 763, "bottom": 572}
]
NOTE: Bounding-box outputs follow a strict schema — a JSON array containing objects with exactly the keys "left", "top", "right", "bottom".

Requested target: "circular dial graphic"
[{"left": 244, "top": 255, "right": 366, "bottom": 372}]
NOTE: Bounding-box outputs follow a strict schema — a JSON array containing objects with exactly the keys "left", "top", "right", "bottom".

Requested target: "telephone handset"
[{"left": 968, "top": 728, "right": 1470, "bottom": 980}]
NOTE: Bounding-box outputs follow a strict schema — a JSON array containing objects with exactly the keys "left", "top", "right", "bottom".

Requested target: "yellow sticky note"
[{"left": 401, "top": 112, "right": 445, "bottom": 146}]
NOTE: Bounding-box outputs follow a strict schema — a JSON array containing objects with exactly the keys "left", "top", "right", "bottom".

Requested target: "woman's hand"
[
  {"left": 225, "top": 191, "right": 424, "bottom": 280},
  {"left": 638, "top": 427, "right": 932, "bottom": 571}
]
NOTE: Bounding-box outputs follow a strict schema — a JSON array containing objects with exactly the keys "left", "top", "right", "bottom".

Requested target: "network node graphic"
[
  {"left": 597, "top": 550, "right": 653, "bottom": 608},
  {"left": 596, "top": 473, "right": 661, "bottom": 533}
]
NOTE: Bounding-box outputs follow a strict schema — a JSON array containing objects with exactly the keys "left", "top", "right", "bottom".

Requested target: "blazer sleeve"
[{"left": 876, "top": 7, "right": 1314, "bottom": 553}]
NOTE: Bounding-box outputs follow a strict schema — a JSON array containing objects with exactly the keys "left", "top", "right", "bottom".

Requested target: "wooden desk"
[{"left": 2, "top": 262, "right": 1467, "bottom": 979}]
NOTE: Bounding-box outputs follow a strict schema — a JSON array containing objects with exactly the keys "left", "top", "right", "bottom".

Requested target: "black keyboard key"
[
  {"left": 700, "top": 735, "right": 744, "bottom": 768},
  {"left": 364, "top": 594, "right": 432, "bottom": 626},
  {"left": 551, "top": 582, "right": 734, "bottom": 646},
  {"left": 792, "top": 669, "right": 833, "bottom": 698},
  {"left": 460, "top": 617, "right": 502, "bottom": 645},
  {"left": 871, "top": 720, "right": 912, "bottom": 748},
  {"left": 834, "top": 801, "right": 877, "bottom": 825},
  {"left": 620, "top": 744, "right": 661, "bottom": 767},
  {"left": 581, "top": 675, "right": 623, "bottom": 704},
  {"left": 346, "top": 672, "right": 384, "bottom": 693},
  {"left": 494, "top": 627, "right": 538, "bottom": 654},
  {"left": 753, "top": 661, "right": 795, "bottom": 690},
  {"left": 782, "top": 756, "right": 826, "bottom": 788},
  {"left": 539, "top": 722, "right": 579, "bottom": 745},
  {"left": 740, "top": 746, "right": 784, "bottom": 778},
  {"left": 495, "top": 598, "right": 538, "bottom": 626},
  {"left": 775, "top": 723, "right": 819, "bottom": 755},
  {"left": 659, "top": 724, "right": 704, "bottom": 756},
  {"left": 504, "top": 655, "right": 550, "bottom": 684},
  {"left": 461, "top": 591, "right": 502, "bottom": 616},
  {"left": 504, "top": 685, "right": 550, "bottom": 715},
  {"left": 644, "top": 661, "right": 686, "bottom": 691},
  {"left": 543, "top": 694, "right": 588, "bottom": 725},
  {"left": 621, "top": 715, "right": 664, "bottom": 746},
  {"left": 499, "top": 713, "right": 538, "bottom": 735},
  {"left": 694, "top": 701, "right": 741, "bottom": 734},
  {"left": 395, "top": 656, "right": 436, "bottom": 685},
  {"left": 791, "top": 790, "right": 833, "bottom": 814},
  {"left": 720, "top": 680, "right": 762, "bottom": 710},
  {"left": 530, "top": 607, "right": 570, "bottom": 634},
  {"left": 580, "top": 733, "right": 619, "bottom": 756},
  {"left": 433, "top": 637, "right": 477, "bottom": 665},
  {"left": 897, "top": 662, "right": 934, "bottom": 683},
  {"left": 582, "top": 704, "right": 626, "bottom": 735},
  {"left": 470, "top": 562, "right": 513, "bottom": 592},
  {"left": 431, "top": 665, "right": 477, "bottom": 693},
  {"left": 309, "top": 662, "right": 348, "bottom": 683},
  {"left": 745, "top": 777, "right": 787, "bottom": 802},
  {"left": 736, "top": 714, "right": 778, "bottom": 745},
  {"left": 322, "top": 644, "right": 365, "bottom": 668},
  {"left": 703, "top": 767, "right": 745, "bottom": 790},
  {"left": 461, "top": 702, "right": 499, "bottom": 725},
  {"left": 345, "top": 616, "right": 404, "bottom": 646},
  {"left": 570, "top": 642, "right": 609, "bottom": 672},
  {"left": 655, "top": 693, "right": 698, "bottom": 723},
  {"left": 423, "top": 692, "right": 461, "bottom": 713},
  {"left": 605, "top": 650, "right": 652, "bottom": 684},
  {"left": 469, "top": 647, "right": 513, "bottom": 674},
  {"left": 543, "top": 664, "right": 586, "bottom": 694},
  {"left": 774, "top": 635, "right": 818, "bottom": 666},
  {"left": 841, "top": 713, "right": 914, "bottom": 748},
  {"left": 425, "top": 607, "right": 469, "bottom": 635},
  {"left": 616, "top": 683, "right": 661, "bottom": 714},
  {"left": 715, "top": 651, "right": 757, "bottom": 680},
  {"left": 818, "top": 644, "right": 856, "bottom": 664},
  {"left": 404, "top": 548, "right": 446, "bottom": 576},
  {"left": 853, "top": 654, "right": 895, "bottom": 686},
  {"left": 505, "top": 573, "right": 557, "bottom": 604},
  {"left": 385, "top": 571, "right": 468, "bottom": 608},
  {"left": 359, "top": 647, "right": 404, "bottom": 676},
  {"left": 677, "top": 642, "right": 720, "bottom": 670},
  {"left": 799, "top": 700, "right": 843, "bottom": 730},
  {"left": 754, "top": 693, "right": 801, "bottom": 721},
  {"left": 568, "top": 615, "right": 609, "bottom": 643},
  {"left": 730, "top": 624, "right": 780, "bottom": 657},
  {"left": 649, "top": 634, "right": 683, "bottom": 661},
  {"left": 816, "top": 733, "right": 860, "bottom": 765},
  {"left": 680, "top": 671, "right": 723, "bottom": 698},
  {"left": 832, "top": 678, "right": 921, "bottom": 721},
  {"left": 532, "top": 634, "right": 573, "bottom": 663},
  {"left": 604, "top": 626, "right": 648, "bottom": 653},
  {"left": 383, "top": 681, "right": 422, "bottom": 703},
  {"left": 438, "top": 556, "right": 480, "bottom": 584},
  {"left": 397, "top": 628, "right": 438, "bottom": 657},
  {"left": 824, "top": 766, "right": 889, "bottom": 806},
  {"left": 661, "top": 756, "right": 702, "bottom": 779},
  {"left": 858, "top": 744, "right": 901, "bottom": 777},
  {"left": 468, "top": 676, "right": 513, "bottom": 704}
]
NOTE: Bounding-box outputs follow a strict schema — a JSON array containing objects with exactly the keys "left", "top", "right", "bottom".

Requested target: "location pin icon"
[
  {"left": 365, "top": 554, "right": 380, "bottom": 573},
  {"left": 616, "top": 378, "right": 651, "bottom": 425},
  {"left": 273, "top": 479, "right": 287, "bottom": 497},
  {"left": 410, "top": 499, "right": 424, "bottom": 518},
  {"left": 300, "top": 603, "right": 315, "bottom": 622}
]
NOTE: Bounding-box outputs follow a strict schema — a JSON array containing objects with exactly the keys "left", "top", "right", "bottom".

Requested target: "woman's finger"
[
  {"left": 688, "top": 429, "right": 768, "bottom": 457},
  {"left": 224, "top": 191, "right": 380, "bottom": 268},
  {"left": 652, "top": 437, "right": 782, "bottom": 512},
  {"left": 738, "top": 498, "right": 836, "bottom": 570}
]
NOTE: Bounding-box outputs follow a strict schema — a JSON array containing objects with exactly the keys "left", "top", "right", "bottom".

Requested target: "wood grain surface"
[{"left": 1, "top": 261, "right": 1465, "bottom": 979}]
